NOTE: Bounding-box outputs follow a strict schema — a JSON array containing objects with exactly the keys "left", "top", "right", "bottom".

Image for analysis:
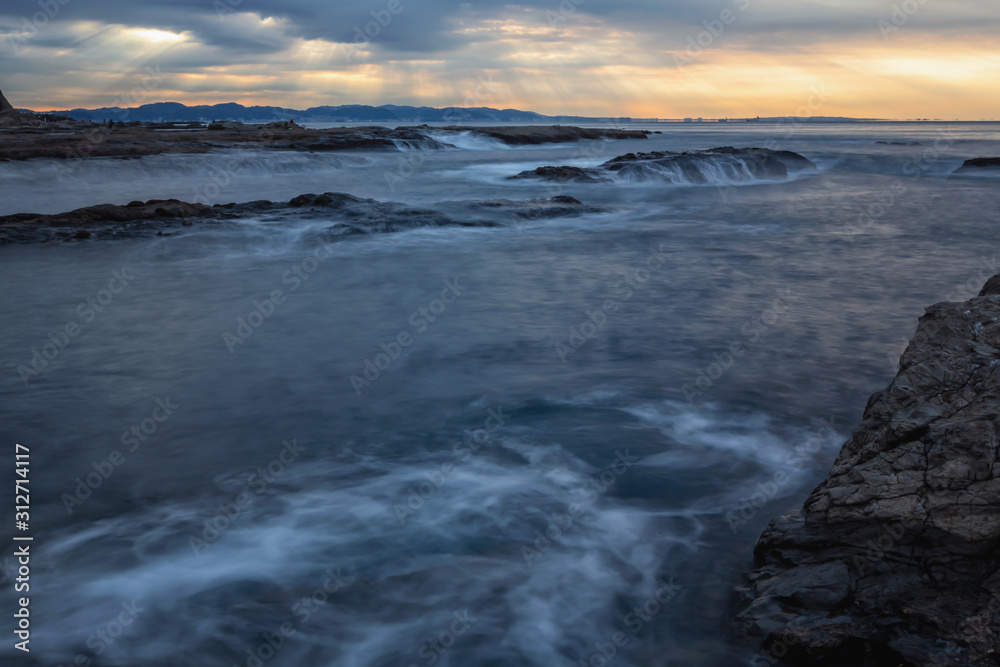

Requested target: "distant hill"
[{"left": 35, "top": 102, "right": 637, "bottom": 124}]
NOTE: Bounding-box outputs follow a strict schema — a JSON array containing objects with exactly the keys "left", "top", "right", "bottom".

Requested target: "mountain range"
[
  {"left": 31, "top": 101, "right": 877, "bottom": 124},
  {"left": 34, "top": 102, "right": 636, "bottom": 124}
]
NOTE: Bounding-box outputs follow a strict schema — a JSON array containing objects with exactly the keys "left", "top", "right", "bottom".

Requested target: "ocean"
[{"left": 0, "top": 121, "right": 998, "bottom": 666}]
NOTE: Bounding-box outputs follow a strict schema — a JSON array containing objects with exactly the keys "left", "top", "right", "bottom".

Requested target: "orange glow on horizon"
[{"left": 10, "top": 19, "right": 1000, "bottom": 120}]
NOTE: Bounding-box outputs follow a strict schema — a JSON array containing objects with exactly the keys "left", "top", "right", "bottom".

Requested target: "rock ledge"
[{"left": 736, "top": 277, "right": 1000, "bottom": 667}]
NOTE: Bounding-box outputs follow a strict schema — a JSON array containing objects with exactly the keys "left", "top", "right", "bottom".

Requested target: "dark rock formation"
[
  {"left": 436, "top": 125, "right": 650, "bottom": 145},
  {"left": 952, "top": 158, "right": 1000, "bottom": 177},
  {"left": 735, "top": 279, "right": 1000, "bottom": 667},
  {"left": 511, "top": 147, "right": 816, "bottom": 185},
  {"left": 0, "top": 89, "right": 41, "bottom": 128},
  {"left": 509, "top": 166, "right": 612, "bottom": 183},
  {"left": 435, "top": 195, "right": 603, "bottom": 222},
  {"left": 0, "top": 124, "right": 648, "bottom": 161},
  {"left": 0, "top": 194, "right": 596, "bottom": 244}
]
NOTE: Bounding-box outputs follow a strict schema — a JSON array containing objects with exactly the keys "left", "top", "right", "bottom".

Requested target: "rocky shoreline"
[
  {"left": 0, "top": 119, "right": 650, "bottom": 161},
  {"left": 0, "top": 193, "right": 599, "bottom": 244},
  {"left": 736, "top": 278, "right": 1000, "bottom": 666}
]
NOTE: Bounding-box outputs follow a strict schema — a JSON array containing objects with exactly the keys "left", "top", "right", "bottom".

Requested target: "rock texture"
[
  {"left": 736, "top": 279, "right": 1000, "bottom": 666},
  {"left": 0, "top": 194, "right": 597, "bottom": 244},
  {"left": 511, "top": 147, "right": 816, "bottom": 184}
]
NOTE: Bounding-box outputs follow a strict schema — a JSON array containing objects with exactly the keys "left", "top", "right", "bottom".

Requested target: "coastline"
[{"left": 0, "top": 123, "right": 651, "bottom": 161}]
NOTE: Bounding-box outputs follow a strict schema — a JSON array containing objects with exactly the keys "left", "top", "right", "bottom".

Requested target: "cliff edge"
[{"left": 736, "top": 277, "right": 1000, "bottom": 666}]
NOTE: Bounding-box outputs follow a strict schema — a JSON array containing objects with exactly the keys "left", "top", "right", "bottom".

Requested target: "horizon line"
[{"left": 19, "top": 100, "right": 999, "bottom": 123}]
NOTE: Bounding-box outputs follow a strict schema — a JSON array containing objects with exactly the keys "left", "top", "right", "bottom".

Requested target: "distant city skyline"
[{"left": 2, "top": 0, "right": 999, "bottom": 119}]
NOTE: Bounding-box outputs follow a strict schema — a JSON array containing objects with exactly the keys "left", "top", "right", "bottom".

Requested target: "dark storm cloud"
[
  {"left": 3, "top": 0, "right": 1000, "bottom": 61},
  {"left": 2, "top": 0, "right": 1000, "bottom": 116}
]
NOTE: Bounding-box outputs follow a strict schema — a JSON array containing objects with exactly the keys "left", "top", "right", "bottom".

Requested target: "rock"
[
  {"left": 0, "top": 192, "right": 599, "bottom": 244},
  {"left": 512, "top": 147, "right": 816, "bottom": 185},
  {"left": 207, "top": 121, "right": 247, "bottom": 131},
  {"left": 952, "top": 158, "right": 1000, "bottom": 177},
  {"left": 436, "top": 125, "right": 650, "bottom": 145},
  {"left": 508, "top": 166, "right": 611, "bottom": 183},
  {"left": 735, "top": 277, "right": 1000, "bottom": 667},
  {"left": 0, "top": 123, "right": 650, "bottom": 161},
  {"left": 0, "top": 89, "right": 41, "bottom": 128},
  {"left": 439, "top": 195, "right": 603, "bottom": 220}
]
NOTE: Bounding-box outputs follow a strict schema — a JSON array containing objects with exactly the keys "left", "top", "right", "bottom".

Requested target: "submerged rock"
[
  {"left": 735, "top": 277, "right": 1000, "bottom": 667},
  {"left": 952, "top": 157, "right": 1000, "bottom": 177},
  {"left": 0, "top": 194, "right": 595, "bottom": 244},
  {"left": 510, "top": 147, "right": 816, "bottom": 185},
  {"left": 508, "top": 166, "right": 612, "bottom": 183}
]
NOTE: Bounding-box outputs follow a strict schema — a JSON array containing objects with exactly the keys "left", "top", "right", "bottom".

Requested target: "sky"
[{"left": 1, "top": 0, "right": 999, "bottom": 119}]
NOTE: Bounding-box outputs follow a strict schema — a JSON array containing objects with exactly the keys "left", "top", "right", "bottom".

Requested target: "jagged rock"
[
  {"left": 0, "top": 88, "right": 41, "bottom": 128},
  {"left": 735, "top": 277, "right": 1000, "bottom": 667}
]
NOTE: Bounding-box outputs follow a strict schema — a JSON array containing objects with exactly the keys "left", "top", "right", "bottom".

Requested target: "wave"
[
  {"left": 0, "top": 192, "right": 602, "bottom": 245},
  {"left": 6, "top": 389, "right": 842, "bottom": 667},
  {"left": 19, "top": 434, "right": 689, "bottom": 667},
  {"left": 390, "top": 137, "right": 449, "bottom": 151},
  {"left": 426, "top": 130, "right": 513, "bottom": 151}
]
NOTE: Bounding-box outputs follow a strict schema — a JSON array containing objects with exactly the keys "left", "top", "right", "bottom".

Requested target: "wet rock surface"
[
  {"left": 508, "top": 165, "right": 612, "bottom": 183},
  {"left": 0, "top": 123, "right": 649, "bottom": 161},
  {"left": 0, "top": 194, "right": 598, "bottom": 244},
  {"left": 510, "top": 147, "right": 817, "bottom": 184},
  {"left": 735, "top": 278, "right": 1000, "bottom": 667}
]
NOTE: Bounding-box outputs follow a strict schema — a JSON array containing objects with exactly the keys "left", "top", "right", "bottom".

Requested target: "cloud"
[{"left": 1, "top": 0, "right": 999, "bottom": 117}]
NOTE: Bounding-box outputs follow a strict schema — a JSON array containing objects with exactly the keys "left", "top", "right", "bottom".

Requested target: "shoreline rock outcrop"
[
  {"left": 0, "top": 193, "right": 598, "bottom": 244},
  {"left": 0, "top": 124, "right": 648, "bottom": 161},
  {"left": 735, "top": 278, "right": 1000, "bottom": 666},
  {"left": 510, "top": 147, "right": 816, "bottom": 185}
]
